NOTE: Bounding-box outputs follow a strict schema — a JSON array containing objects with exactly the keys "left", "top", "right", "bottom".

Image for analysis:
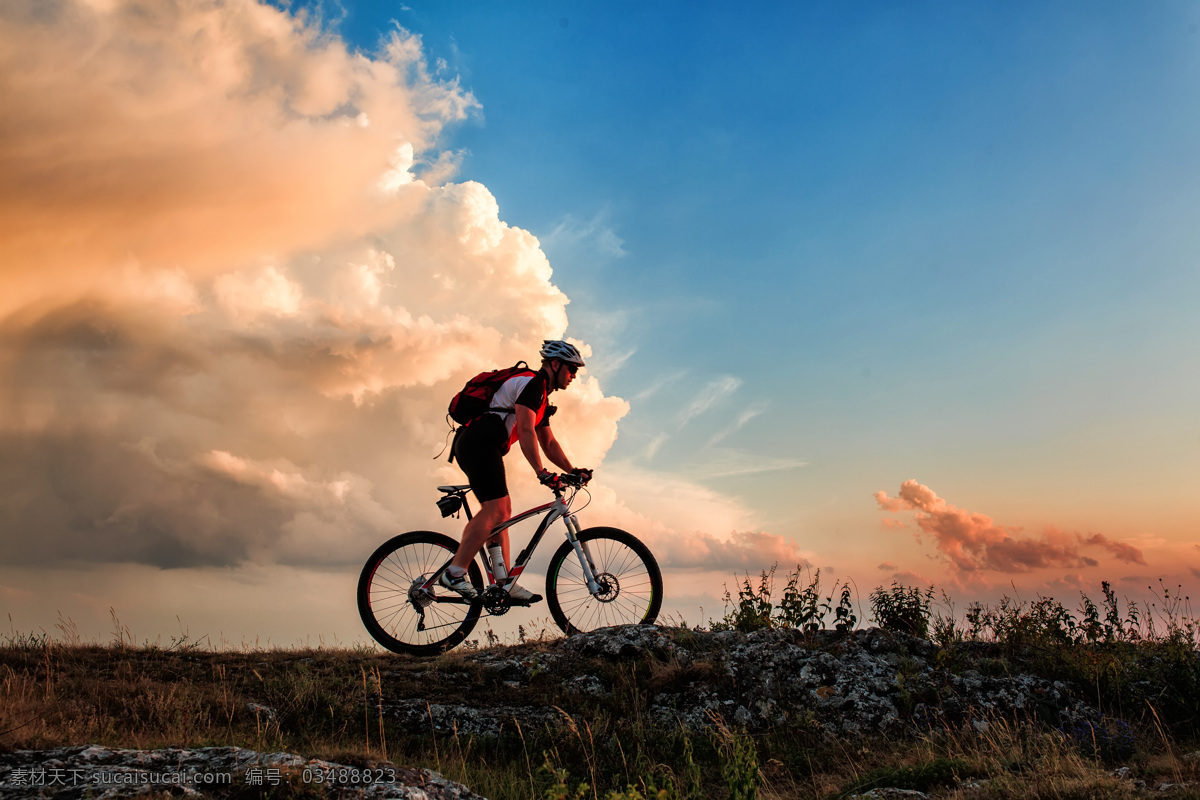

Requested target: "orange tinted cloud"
[
  {"left": 875, "top": 480, "right": 1146, "bottom": 573},
  {"left": 657, "top": 530, "right": 809, "bottom": 571},
  {"left": 0, "top": 0, "right": 634, "bottom": 570},
  {"left": 0, "top": 0, "right": 476, "bottom": 312}
]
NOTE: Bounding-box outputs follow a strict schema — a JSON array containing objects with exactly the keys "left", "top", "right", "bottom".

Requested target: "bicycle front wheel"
[
  {"left": 546, "top": 527, "right": 663, "bottom": 635},
  {"left": 357, "top": 531, "right": 483, "bottom": 655}
]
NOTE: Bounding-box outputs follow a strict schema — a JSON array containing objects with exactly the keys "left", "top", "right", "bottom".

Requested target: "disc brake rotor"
[{"left": 594, "top": 573, "right": 620, "bottom": 603}]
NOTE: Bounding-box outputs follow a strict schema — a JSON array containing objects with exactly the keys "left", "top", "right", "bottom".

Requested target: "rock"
[
  {"left": 246, "top": 702, "right": 278, "bottom": 723},
  {"left": 0, "top": 745, "right": 485, "bottom": 799},
  {"left": 1157, "top": 782, "right": 1194, "bottom": 793},
  {"left": 850, "top": 789, "right": 932, "bottom": 799},
  {"left": 386, "top": 699, "right": 578, "bottom": 739},
  {"left": 563, "top": 674, "right": 607, "bottom": 697},
  {"left": 613, "top": 627, "right": 1102, "bottom": 738},
  {"left": 558, "top": 624, "right": 684, "bottom": 661}
]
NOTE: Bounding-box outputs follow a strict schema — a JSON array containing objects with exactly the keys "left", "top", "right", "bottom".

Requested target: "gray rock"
[
  {"left": 387, "top": 699, "right": 578, "bottom": 739},
  {"left": 850, "top": 789, "right": 931, "bottom": 799},
  {"left": 617, "top": 627, "right": 1101, "bottom": 738},
  {"left": 559, "top": 624, "right": 685, "bottom": 662},
  {"left": 0, "top": 745, "right": 484, "bottom": 799},
  {"left": 246, "top": 702, "right": 278, "bottom": 723}
]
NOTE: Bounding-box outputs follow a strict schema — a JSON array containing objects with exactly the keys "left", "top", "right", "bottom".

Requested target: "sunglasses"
[{"left": 558, "top": 361, "right": 579, "bottom": 375}]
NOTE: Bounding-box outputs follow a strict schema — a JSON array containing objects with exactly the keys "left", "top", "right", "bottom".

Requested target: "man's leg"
[{"left": 451, "top": 495, "right": 511, "bottom": 571}]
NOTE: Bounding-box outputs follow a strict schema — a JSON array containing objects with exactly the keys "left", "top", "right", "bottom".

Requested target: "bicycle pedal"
[{"left": 506, "top": 594, "right": 543, "bottom": 607}]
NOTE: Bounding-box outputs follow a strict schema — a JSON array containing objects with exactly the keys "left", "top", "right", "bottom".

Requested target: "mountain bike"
[{"left": 357, "top": 473, "right": 663, "bottom": 655}]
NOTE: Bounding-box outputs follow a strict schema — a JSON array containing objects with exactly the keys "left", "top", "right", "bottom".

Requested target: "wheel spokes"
[
  {"left": 368, "top": 541, "right": 472, "bottom": 646},
  {"left": 555, "top": 538, "right": 656, "bottom": 631}
]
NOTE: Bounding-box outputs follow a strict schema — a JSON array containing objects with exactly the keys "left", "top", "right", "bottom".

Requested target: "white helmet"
[{"left": 540, "top": 339, "right": 585, "bottom": 367}]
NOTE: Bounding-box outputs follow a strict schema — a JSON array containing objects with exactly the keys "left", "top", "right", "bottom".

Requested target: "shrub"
[
  {"left": 869, "top": 583, "right": 933, "bottom": 639},
  {"left": 712, "top": 565, "right": 857, "bottom": 635},
  {"left": 713, "top": 568, "right": 777, "bottom": 633}
]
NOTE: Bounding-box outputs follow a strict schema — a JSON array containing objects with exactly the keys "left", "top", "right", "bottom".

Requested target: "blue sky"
[{"left": 317, "top": 0, "right": 1200, "bottom": 549}]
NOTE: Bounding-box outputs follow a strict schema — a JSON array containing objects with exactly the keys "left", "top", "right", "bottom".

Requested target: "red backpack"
[{"left": 447, "top": 361, "right": 536, "bottom": 426}]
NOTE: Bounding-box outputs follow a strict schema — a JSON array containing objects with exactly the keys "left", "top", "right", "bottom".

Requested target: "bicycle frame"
[{"left": 422, "top": 483, "right": 602, "bottom": 605}]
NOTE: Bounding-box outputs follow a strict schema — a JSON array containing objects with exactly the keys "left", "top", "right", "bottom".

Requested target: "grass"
[{"left": 4, "top": 576, "right": 1200, "bottom": 799}]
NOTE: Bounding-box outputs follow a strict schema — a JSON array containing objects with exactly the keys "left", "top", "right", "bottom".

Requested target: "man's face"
[{"left": 552, "top": 359, "right": 578, "bottom": 390}]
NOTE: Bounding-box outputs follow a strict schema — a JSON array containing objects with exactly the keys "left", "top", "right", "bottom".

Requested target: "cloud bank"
[
  {"left": 0, "top": 0, "right": 797, "bottom": 583},
  {"left": 875, "top": 480, "right": 1146, "bottom": 574},
  {"left": 0, "top": 0, "right": 624, "bottom": 569}
]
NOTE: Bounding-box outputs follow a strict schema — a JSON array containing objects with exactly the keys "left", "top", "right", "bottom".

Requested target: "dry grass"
[{"left": 3, "top": 628, "right": 1199, "bottom": 800}]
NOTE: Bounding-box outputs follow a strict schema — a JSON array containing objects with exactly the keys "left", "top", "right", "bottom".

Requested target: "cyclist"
[{"left": 440, "top": 340, "right": 592, "bottom": 602}]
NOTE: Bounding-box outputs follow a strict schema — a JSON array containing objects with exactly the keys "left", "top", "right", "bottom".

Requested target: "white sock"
[{"left": 446, "top": 565, "right": 466, "bottom": 578}]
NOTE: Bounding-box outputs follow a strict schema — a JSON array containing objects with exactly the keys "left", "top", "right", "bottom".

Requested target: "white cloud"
[
  {"left": 706, "top": 401, "right": 769, "bottom": 447},
  {"left": 631, "top": 369, "right": 688, "bottom": 403},
  {"left": 685, "top": 448, "right": 807, "bottom": 480},
  {"left": 0, "top": 0, "right": 611, "bottom": 571},
  {"left": 676, "top": 375, "right": 742, "bottom": 427},
  {"left": 0, "top": 0, "right": 479, "bottom": 315},
  {"left": 542, "top": 211, "right": 627, "bottom": 260},
  {"left": 642, "top": 432, "right": 669, "bottom": 460},
  {"left": 582, "top": 462, "right": 809, "bottom": 572}
]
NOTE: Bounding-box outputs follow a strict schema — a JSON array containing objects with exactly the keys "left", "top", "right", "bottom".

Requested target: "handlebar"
[
  {"left": 558, "top": 472, "right": 590, "bottom": 488},
  {"left": 546, "top": 471, "right": 591, "bottom": 499}
]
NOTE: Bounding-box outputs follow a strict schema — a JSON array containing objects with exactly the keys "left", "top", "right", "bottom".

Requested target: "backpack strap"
[{"left": 447, "top": 422, "right": 464, "bottom": 463}]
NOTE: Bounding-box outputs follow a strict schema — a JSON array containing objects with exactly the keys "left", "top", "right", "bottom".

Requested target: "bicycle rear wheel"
[
  {"left": 357, "top": 531, "right": 483, "bottom": 655},
  {"left": 546, "top": 527, "right": 663, "bottom": 636}
]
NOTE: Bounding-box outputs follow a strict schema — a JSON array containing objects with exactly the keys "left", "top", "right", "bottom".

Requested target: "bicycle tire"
[
  {"left": 545, "top": 527, "right": 663, "bottom": 635},
  {"left": 357, "top": 531, "right": 483, "bottom": 655}
]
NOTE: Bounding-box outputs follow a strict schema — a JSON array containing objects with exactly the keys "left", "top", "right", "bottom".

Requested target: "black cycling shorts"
[{"left": 453, "top": 414, "right": 510, "bottom": 503}]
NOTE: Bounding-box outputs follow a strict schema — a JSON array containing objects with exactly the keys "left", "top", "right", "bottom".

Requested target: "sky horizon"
[{"left": 2, "top": 0, "right": 1198, "bottom": 646}]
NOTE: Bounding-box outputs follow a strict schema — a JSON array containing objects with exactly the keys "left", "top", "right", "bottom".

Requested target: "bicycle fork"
[{"left": 563, "top": 514, "right": 603, "bottom": 595}]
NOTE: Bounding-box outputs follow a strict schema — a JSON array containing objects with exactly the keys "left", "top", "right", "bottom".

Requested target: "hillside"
[{"left": 3, "top": 618, "right": 1200, "bottom": 799}]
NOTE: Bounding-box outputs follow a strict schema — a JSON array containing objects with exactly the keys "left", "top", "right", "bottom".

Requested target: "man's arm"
[
  {"left": 537, "top": 426, "right": 574, "bottom": 473},
  {"left": 515, "top": 406, "right": 545, "bottom": 474}
]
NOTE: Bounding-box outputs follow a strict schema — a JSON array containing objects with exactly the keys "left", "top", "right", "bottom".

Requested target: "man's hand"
[
  {"left": 569, "top": 467, "right": 593, "bottom": 485},
  {"left": 538, "top": 469, "right": 563, "bottom": 490}
]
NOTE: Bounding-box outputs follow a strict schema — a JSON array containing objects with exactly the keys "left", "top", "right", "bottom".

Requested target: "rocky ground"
[
  {"left": 0, "top": 745, "right": 482, "bottom": 799},
  {"left": 3, "top": 625, "right": 1196, "bottom": 798},
  {"left": 395, "top": 625, "right": 1104, "bottom": 740}
]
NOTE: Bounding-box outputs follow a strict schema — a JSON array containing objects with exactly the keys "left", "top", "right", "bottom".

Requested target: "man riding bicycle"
[{"left": 440, "top": 340, "right": 592, "bottom": 602}]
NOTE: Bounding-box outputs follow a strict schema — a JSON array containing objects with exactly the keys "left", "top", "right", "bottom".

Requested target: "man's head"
[{"left": 539, "top": 339, "right": 585, "bottom": 391}]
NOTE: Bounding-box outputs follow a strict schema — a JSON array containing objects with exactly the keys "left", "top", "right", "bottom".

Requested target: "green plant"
[
  {"left": 831, "top": 583, "right": 857, "bottom": 633},
  {"left": 776, "top": 567, "right": 827, "bottom": 634},
  {"left": 718, "top": 568, "right": 777, "bottom": 633},
  {"left": 1146, "top": 580, "right": 1197, "bottom": 646},
  {"left": 930, "top": 591, "right": 962, "bottom": 646},
  {"left": 712, "top": 565, "right": 859, "bottom": 636},
  {"left": 540, "top": 756, "right": 589, "bottom": 800},
  {"left": 869, "top": 583, "right": 933, "bottom": 638},
  {"left": 962, "top": 595, "right": 1080, "bottom": 647},
  {"left": 678, "top": 729, "right": 702, "bottom": 800},
  {"left": 709, "top": 716, "right": 759, "bottom": 800}
]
